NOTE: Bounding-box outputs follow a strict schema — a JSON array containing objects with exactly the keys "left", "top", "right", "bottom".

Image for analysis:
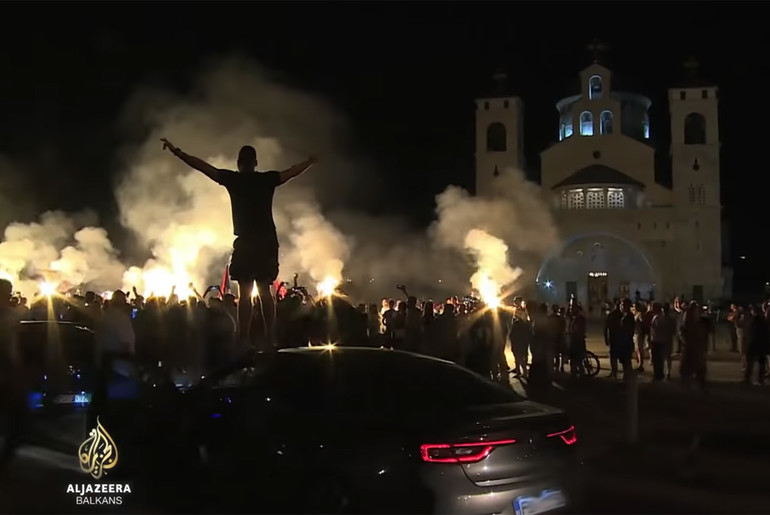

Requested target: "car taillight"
[
  {"left": 420, "top": 439, "right": 517, "bottom": 463},
  {"left": 547, "top": 425, "right": 577, "bottom": 445}
]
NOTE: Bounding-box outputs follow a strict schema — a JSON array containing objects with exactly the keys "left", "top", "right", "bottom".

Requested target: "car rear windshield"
[{"left": 219, "top": 350, "right": 523, "bottom": 413}]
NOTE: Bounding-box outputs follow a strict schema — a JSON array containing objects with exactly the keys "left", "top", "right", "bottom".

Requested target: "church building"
[{"left": 475, "top": 54, "right": 724, "bottom": 311}]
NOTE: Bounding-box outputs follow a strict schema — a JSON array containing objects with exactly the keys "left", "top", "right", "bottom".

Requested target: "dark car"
[
  {"left": 18, "top": 320, "right": 97, "bottom": 451},
  {"left": 98, "top": 346, "right": 582, "bottom": 514}
]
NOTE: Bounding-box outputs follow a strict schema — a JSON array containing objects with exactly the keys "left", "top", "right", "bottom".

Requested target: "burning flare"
[
  {"left": 39, "top": 281, "right": 57, "bottom": 298},
  {"left": 464, "top": 229, "right": 522, "bottom": 310},
  {"left": 317, "top": 276, "right": 339, "bottom": 297},
  {"left": 477, "top": 274, "right": 501, "bottom": 309},
  {"left": 123, "top": 264, "right": 194, "bottom": 299}
]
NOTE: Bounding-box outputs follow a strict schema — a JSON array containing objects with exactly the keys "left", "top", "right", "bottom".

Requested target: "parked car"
[
  {"left": 96, "top": 346, "right": 582, "bottom": 514},
  {"left": 19, "top": 320, "right": 97, "bottom": 451}
]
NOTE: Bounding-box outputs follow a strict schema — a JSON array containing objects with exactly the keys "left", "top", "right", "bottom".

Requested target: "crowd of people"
[
  {"left": 604, "top": 296, "right": 769, "bottom": 387},
  {"left": 4, "top": 278, "right": 769, "bottom": 392},
  {"left": 3, "top": 280, "right": 591, "bottom": 387}
]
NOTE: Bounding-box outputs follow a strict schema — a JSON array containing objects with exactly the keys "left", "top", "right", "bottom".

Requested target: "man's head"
[
  {"left": 621, "top": 298, "right": 633, "bottom": 312},
  {"left": 237, "top": 145, "right": 258, "bottom": 173},
  {"left": 0, "top": 279, "right": 12, "bottom": 306}
]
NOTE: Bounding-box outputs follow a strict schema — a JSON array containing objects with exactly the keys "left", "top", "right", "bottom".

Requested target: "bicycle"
[
  {"left": 561, "top": 350, "right": 601, "bottom": 378},
  {"left": 582, "top": 350, "right": 601, "bottom": 377}
]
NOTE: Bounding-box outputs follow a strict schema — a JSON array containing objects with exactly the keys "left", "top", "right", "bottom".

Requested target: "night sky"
[{"left": 0, "top": 4, "right": 765, "bottom": 295}]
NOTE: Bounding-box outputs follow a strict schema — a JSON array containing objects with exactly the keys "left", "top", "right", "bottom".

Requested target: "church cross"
[
  {"left": 684, "top": 56, "right": 700, "bottom": 75},
  {"left": 587, "top": 39, "right": 608, "bottom": 63}
]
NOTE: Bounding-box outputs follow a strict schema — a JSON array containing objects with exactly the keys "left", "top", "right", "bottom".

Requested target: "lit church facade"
[{"left": 475, "top": 62, "right": 724, "bottom": 311}]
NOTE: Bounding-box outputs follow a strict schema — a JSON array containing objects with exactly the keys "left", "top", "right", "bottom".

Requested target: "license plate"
[
  {"left": 53, "top": 393, "right": 92, "bottom": 405},
  {"left": 513, "top": 489, "right": 567, "bottom": 515}
]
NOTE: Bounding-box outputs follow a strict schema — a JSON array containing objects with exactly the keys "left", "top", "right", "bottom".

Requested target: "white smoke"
[
  {"left": 464, "top": 229, "right": 522, "bottom": 293},
  {"left": 282, "top": 201, "right": 350, "bottom": 285},
  {"left": 0, "top": 211, "right": 125, "bottom": 298},
  {"left": 114, "top": 57, "right": 358, "bottom": 297},
  {"left": 0, "top": 56, "right": 559, "bottom": 304},
  {"left": 431, "top": 169, "right": 559, "bottom": 297}
]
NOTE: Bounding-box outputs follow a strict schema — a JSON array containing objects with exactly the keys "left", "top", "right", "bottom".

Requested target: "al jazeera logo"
[{"left": 66, "top": 418, "right": 131, "bottom": 505}]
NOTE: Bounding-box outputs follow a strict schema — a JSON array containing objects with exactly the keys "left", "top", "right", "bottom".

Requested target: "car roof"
[
  {"left": 275, "top": 345, "right": 454, "bottom": 364},
  {"left": 19, "top": 320, "right": 94, "bottom": 333},
  {"left": 204, "top": 346, "right": 458, "bottom": 382}
]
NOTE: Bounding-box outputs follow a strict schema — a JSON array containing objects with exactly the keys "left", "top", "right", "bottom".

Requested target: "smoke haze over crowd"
[{"left": 0, "top": 56, "right": 558, "bottom": 302}]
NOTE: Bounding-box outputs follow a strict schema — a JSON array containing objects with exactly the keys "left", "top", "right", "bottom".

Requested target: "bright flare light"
[
  {"left": 250, "top": 280, "right": 258, "bottom": 299},
  {"left": 317, "top": 276, "right": 339, "bottom": 297},
  {"left": 39, "top": 281, "right": 57, "bottom": 297},
  {"left": 0, "top": 270, "right": 14, "bottom": 284},
  {"left": 478, "top": 274, "right": 501, "bottom": 309},
  {"left": 125, "top": 265, "right": 194, "bottom": 299}
]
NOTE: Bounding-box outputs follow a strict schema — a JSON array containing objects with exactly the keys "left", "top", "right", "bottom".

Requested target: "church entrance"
[
  {"left": 587, "top": 272, "right": 608, "bottom": 311},
  {"left": 536, "top": 233, "right": 657, "bottom": 310},
  {"left": 619, "top": 281, "right": 630, "bottom": 299}
]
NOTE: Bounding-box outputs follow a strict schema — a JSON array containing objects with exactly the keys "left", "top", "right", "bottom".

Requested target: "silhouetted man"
[
  {"left": 0, "top": 278, "right": 23, "bottom": 463},
  {"left": 161, "top": 138, "right": 317, "bottom": 347}
]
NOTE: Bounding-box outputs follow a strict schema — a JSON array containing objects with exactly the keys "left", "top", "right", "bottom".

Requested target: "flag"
[{"left": 219, "top": 264, "right": 230, "bottom": 298}]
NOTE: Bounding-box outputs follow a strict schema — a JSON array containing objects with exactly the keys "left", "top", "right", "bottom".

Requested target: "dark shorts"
[{"left": 229, "top": 237, "right": 279, "bottom": 283}]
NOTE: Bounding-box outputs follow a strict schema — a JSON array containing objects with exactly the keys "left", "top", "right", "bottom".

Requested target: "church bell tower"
[
  {"left": 475, "top": 70, "right": 525, "bottom": 197},
  {"left": 668, "top": 57, "right": 723, "bottom": 300}
]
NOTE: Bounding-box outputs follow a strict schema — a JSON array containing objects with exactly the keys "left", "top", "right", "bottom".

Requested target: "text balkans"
[{"left": 67, "top": 483, "right": 131, "bottom": 505}]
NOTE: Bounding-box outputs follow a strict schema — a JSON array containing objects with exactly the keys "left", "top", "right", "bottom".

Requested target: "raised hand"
[{"left": 160, "top": 138, "right": 178, "bottom": 153}]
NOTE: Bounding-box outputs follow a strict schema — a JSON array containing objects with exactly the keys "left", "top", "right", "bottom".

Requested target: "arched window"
[
  {"left": 600, "top": 110, "right": 614, "bottom": 135},
  {"left": 586, "top": 189, "right": 605, "bottom": 209},
  {"left": 684, "top": 113, "right": 706, "bottom": 145},
  {"left": 486, "top": 123, "right": 507, "bottom": 151},
  {"left": 643, "top": 113, "right": 650, "bottom": 139},
  {"left": 580, "top": 111, "right": 594, "bottom": 136},
  {"left": 607, "top": 188, "right": 625, "bottom": 208},
  {"left": 589, "top": 75, "right": 602, "bottom": 100},
  {"left": 568, "top": 189, "right": 585, "bottom": 209}
]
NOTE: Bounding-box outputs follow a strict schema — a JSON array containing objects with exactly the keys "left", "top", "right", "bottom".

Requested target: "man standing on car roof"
[{"left": 161, "top": 138, "right": 317, "bottom": 349}]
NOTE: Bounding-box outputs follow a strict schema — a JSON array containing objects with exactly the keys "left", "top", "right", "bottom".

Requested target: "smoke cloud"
[
  {"left": 0, "top": 211, "right": 125, "bottom": 298},
  {"left": 431, "top": 170, "right": 559, "bottom": 297},
  {"left": 0, "top": 55, "right": 559, "bottom": 303},
  {"left": 114, "top": 56, "right": 364, "bottom": 297}
]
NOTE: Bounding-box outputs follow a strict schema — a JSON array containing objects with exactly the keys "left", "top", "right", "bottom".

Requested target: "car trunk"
[{"left": 416, "top": 401, "right": 576, "bottom": 486}]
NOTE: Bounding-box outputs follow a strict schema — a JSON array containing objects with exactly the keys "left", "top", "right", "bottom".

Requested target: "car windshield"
[
  {"left": 214, "top": 349, "right": 523, "bottom": 414},
  {"left": 18, "top": 323, "right": 95, "bottom": 369}
]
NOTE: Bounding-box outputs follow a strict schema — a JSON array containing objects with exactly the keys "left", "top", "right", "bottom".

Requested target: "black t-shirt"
[{"left": 216, "top": 170, "right": 281, "bottom": 246}]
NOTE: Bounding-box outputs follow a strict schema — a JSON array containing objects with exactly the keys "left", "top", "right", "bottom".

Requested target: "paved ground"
[{"left": 509, "top": 358, "right": 770, "bottom": 514}]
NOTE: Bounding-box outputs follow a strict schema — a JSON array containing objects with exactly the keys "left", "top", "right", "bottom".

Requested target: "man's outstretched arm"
[
  {"left": 278, "top": 156, "right": 318, "bottom": 185},
  {"left": 161, "top": 138, "right": 224, "bottom": 183}
]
